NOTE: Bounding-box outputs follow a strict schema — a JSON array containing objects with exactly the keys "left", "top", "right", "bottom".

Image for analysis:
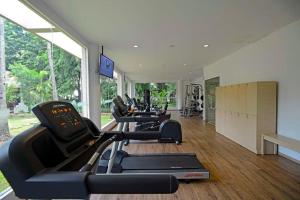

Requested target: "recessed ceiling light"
[
  {"left": 169, "top": 44, "right": 175, "bottom": 48},
  {"left": 183, "top": 64, "right": 187, "bottom": 66},
  {"left": 133, "top": 45, "right": 139, "bottom": 48},
  {"left": 203, "top": 44, "right": 209, "bottom": 48},
  {"left": 139, "top": 64, "right": 142, "bottom": 67}
]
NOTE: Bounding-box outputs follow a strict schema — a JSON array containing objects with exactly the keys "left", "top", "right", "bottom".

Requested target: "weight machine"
[{"left": 182, "top": 83, "right": 203, "bottom": 117}]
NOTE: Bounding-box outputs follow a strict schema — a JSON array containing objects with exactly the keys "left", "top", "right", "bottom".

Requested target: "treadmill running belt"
[{"left": 122, "top": 155, "right": 204, "bottom": 170}]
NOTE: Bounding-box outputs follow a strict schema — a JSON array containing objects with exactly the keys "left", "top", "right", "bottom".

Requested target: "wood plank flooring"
[{"left": 91, "top": 113, "right": 300, "bottom": 200}]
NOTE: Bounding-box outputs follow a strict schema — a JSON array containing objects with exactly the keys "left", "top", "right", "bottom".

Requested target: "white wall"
[
  {"left": 191, "top": 77, "right": 204, "bottom": 86},
  {"left": 204, "top": 19, "right": 300, "bottom": 161}
]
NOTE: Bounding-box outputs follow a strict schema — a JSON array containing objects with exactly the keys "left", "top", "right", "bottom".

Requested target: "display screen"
[
  {"left": 99, "top": 54, "right": 114, "bottom": 78},
  {"left": 32, "top": 101, "right": 87, "bottom": 142}
]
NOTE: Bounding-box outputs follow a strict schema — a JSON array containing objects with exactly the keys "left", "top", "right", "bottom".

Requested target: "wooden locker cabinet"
[
  {"left": 238, "top": 84, "right": 247, "bottom": 114},
  {"left": 215, "top": 81, "right": 277, "bottom": 154}
]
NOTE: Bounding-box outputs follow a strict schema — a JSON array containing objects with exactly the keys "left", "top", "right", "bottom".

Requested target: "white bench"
[{"left": 261, "top": 134, "right": 300, "bottom": 155}]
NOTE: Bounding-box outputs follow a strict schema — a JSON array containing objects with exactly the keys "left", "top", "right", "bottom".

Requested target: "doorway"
[{"left": 205, "top": 77, "right": 220, "bottom": 125}]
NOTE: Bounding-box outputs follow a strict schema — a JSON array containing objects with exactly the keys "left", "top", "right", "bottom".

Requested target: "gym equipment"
[
  {"left": 114, "top": 96, "right": 171, "bottom": 131},
  {"left": 114, "top": 96, "right": 159, "bottom": 117},
  {"left": 124, "top": 93, "right": 168, "bottom": 115},
  {"left": 117, "top": 95, "right": 169, "bottom": 119},
  {"left": 144, "top": 89, "right": 151, "bottom": 112},
  {"left": 124, "top": 93, "right": 134, "bottom": 108},
  {"left": 100, "top": 108, "right": 209, "bottom": 180},
  {"left": 182, "top": 83, "right": 204, "bottom": 117},
  {"left": 0, "top": 101, "right": 178, "bottom": 199},
  {"left": 112, "top": 97, "right": 181, "bottom": 144}
]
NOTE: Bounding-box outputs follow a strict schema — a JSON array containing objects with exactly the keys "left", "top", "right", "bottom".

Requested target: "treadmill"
[
  {"left": 115, "top": 95, "right": 170, "bottom": 132},
  {"left": 112, "top": 98, "right": 182, "bottom": 146},
  {"left": 101, "top": 110, "right": 209, "bottom": 181},
  {"left": 100, "top": 151, "right": 209, "bottom": 180},
  {"left": 0, "top": 101, "right": 179, "bottom": 199},
  {"left": 32, "top": 101, "right": 209, "bottom": 181},
  {"left": 31, "top": 101, "right": 208, "bottom": 181}
]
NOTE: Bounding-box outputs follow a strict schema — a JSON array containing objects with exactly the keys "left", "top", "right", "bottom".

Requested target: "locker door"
[
  {"left": 232, "top": 85, "right": 239, "bottom": 113},
  {"left": 238, "top": 84, "right": 247, "bottom": 114},
  {"left": 246, "top": 83, "right": 257, "bottom": 115}
]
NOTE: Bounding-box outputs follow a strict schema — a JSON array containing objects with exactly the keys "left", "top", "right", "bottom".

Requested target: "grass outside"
[
  {"left": 8, "top": 113, "right": 39, "bottom": 136},
  {"left": 6, "top": 113, "right": 113, "bottom": 136},
  {"left": 0, "top": 172, "right": 8, "bottom": 193},
  {"left": 101, "top": 113, "right": 114, "bottom": 127},
  {"left": 169, "top": 102, "right": 176, "bottom": 109},
  {"left": 0, "top": 112, "right": 114, "bottom": 193}
]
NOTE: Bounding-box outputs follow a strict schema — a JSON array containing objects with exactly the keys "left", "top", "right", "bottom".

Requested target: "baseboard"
[
  {"left": 278, "top": 152, "right": 300, "bottom": 165},
  {"left": 0, "top": 188, "right": 17, "bottom": 200}
]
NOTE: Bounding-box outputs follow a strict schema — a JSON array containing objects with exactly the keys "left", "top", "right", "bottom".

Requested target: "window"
[
  {"left": 0, "top": 13, "right": 84, "bottom": 193},
  {"left": 100, "top": 74, "right": 118, "bottom": 128},
  {"left": 135, "top": 82, "right": 177, "bottom": 109}
]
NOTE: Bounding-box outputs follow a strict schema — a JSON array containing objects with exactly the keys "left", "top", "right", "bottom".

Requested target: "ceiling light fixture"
[
  {"left": 184, "top": 64, "right": 187, "bottom": 66},
  {"left": 203, "top": 44, "right": 209, "bottom": 48},
  {"left": 133, "top": 45, "right": 139, "bottom": 48}
]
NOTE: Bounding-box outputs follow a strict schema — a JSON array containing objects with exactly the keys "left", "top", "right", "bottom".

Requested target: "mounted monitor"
[{"left": 99, "top": 54, "right": 114, "bottom": 78}]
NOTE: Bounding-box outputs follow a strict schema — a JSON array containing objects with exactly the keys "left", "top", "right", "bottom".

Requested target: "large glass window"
[
  {"left": 135, "top": 82, "right": 177, "bottom": 109},
  {"left": 0, "top": 17, "right": 83, "bottom": 192},
  {"left": 100, "top": 74, "right": 118, "bottom": 128}
]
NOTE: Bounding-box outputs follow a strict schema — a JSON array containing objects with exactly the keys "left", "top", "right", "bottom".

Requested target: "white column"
[
  {"left": 127, "top": 80, "right": 131, "bottom": 95},
  {"left": 84, "top": 43, "right": 101, "bottom": 128},
  {"left": 117, "top": 72, "right": 125, "bottom": 98},
  {"left": 129, "top": 81, "right": 136, "bottom": 97},
  {"left": 81, "top": 47, "right": 89, "bottom": 117},
  {"left": 176, "top": 80, "right": 183, "bottom": 110}
]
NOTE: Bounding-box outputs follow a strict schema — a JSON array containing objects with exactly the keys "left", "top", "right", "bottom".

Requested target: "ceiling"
[{"left": 29, "top": 0, "right": 300, "bottom": 82}]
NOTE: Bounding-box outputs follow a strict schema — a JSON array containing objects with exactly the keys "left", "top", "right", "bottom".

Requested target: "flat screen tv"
[{"left": 99, "top": 54, "right": 114, "bottom": 78}]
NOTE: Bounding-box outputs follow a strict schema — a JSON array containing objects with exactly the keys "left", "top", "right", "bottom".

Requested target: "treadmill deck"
[{"left": 99, "top": 153, "right": 210, "bottom": 180}]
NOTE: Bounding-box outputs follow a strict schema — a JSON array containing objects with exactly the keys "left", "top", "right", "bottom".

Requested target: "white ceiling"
[{"left": 30, "top": 0, "right": 300, "bottom": 82}]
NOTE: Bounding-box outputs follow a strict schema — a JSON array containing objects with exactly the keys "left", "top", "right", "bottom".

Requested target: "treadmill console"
[{"left": 32, "top": 101, "right": 87, "bottom": 141}]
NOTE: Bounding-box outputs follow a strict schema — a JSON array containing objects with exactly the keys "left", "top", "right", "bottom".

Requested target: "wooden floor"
[{"left": 92, "top": 113, "right": 300, "bottom": 200}]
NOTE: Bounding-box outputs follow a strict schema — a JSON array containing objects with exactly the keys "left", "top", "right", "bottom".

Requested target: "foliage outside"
[
  {"left": 135, "top": 82, "right": 176, "bottom": 108},
  {"left": 100, "top": 76, "right": 117, "bottom": 126},
  {"left": 3, "top": 20, "right": 82, "bottom": 111},
  {"left": 0, "top": 19, "right": 83, "bottom": 192}
]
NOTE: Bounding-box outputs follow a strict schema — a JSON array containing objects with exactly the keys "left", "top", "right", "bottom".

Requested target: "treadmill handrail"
[
  {"left": 87, "top": 174, "right": 178, "bottom": 194},
  {"left": 132, "top": 111, "right": 157, "bottom": 116},
  {"left": 23, "top": 172, "right": 178, "bottom": 198},
  {"left": 134, "top": 116, "right": 159, "bottom": 122},
  {"left": 123, "top": 132, "right": 160, "bottom": 140},
  {"left": 22, "top": 171, "right": 90, "bottom": 199},
  {"left": 80, "top": 134, "right": 117, "bottom": 172},
  {"left": 118, "top": 116, "right": 159, "bottom": 123}
]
